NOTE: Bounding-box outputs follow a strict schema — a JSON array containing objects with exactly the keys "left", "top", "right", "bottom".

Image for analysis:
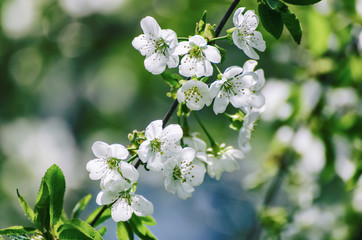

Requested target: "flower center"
[
  {"left": 107, "top": 157, "right": 119, "bottom": 170},
  {"left": 155, "top": 38, "right": 168, "bottom": 55},
  {"left": 189, "top": 45, "right": 203, "bottom": 59},
  {"left": 172, "top": 166, "right": 182, "bottom": 181},
  {"left": 150, "top": 138, "right": 163, "bottom": 153},
  {"left": 184, "top": 87, "right": 203, "bottom": 103}
]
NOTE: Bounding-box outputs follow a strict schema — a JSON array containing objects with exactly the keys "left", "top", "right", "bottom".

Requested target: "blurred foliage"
[{"left": 0, "top": 0, "right": 361, "bottom": 239}]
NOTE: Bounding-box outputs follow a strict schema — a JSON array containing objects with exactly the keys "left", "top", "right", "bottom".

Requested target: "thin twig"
[{"left": 90, "top": 205, "right": 108, "bottom": 227}]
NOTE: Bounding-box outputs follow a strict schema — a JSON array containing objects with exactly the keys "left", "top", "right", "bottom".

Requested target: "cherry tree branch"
[{"left": 89, "top": 0, "right": 241, "bottom": 227}]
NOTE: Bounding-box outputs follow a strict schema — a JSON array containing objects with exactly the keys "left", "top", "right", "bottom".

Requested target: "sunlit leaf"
[
  {"left": 16, "top": 189, "right": 34, "bottom": 223},
  {"left": 71, "top": 194, "right": 92, "bottom": 219}
]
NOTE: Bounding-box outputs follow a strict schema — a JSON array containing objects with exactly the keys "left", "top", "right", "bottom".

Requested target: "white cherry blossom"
[
  {"left": 132, "top": 16, "right": 179, "bottom": 75},
  {"left": 207, "top": 144, "right": 243, "bottom": 180},
  {"left": 138, "top": 120, "right": 183, "bottom": 171},
  {"left": 232, "top": 7, "right": 266, "bottom": 59},
  {"left": 86, "top": 141, "right": 139, "bottom": 187},
  {"left": 96, "top": 180, "right": 153, "bottom": 222},
  {"left": 174, "top": 35, "right": 221, "bottom": 77},
  {"left": 163, "top": 147, "right": 206, "bottom": 199},
  {"left": 177, "top": 80, "right": 212, "bottom": 111},
  {"left": 239, "top": 108, "right": 260, "bottom": 154},
  {"left": 209, "top": 60, "right": 265, "bottom": 114},
  {"left": 183, "top": 133, "right": 209, "bottom": 164}
]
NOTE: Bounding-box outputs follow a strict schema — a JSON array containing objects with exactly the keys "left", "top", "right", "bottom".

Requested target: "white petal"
[
  {"left": 92, "top": 141, "right": 110, "bottom": 158},
  {"left": 176, "top": 182, "right": 194, "bottom": 200},
  {"left": 101, "top": 175, "right": 131, "bottom": 192},
  {"left": 119, "top": 161, "right": 139, "bottom": 182},
  {"left": 251, "top": 69, "right": 265, "bottom": 91},
  {"left": 86, "top": 159, "right": 108, "bottom": 180},
  {"left": 189, "top": 35, "right": 207, "bottom": 47},
  {"left": 109, "top": 144, "right": 128, "bottom": 159},
  {"left": 230, "top": 94, "right": 250, "bottom": 108},
  {"left": 242, "top": 10, "right": 259, "bottom": 32},
  {"left": 162, "top": 142, "right": 182, "bottom": 157},
  {"left": 164, "top": 176, "right": 177, "bottom": 194},
  {"left": 223, "top": 66, "right": 243, "bottom": 79},
  {"left": 140, "top": 16, "right": 161, "bottom": 38},
  {"left": 145, "top": 120, "right": 163, "bottom": 139},
  {"left": 111, "top": 198, "right": 133, "bottom": 222},
  {"left": 233, "top": 7, "right": 246, "bottom": 27},
  {"left": 209, "top": 80, "right": 223, "bottom": 98},
  {"left": 183, "top": 136, "right": 207, "bottom": 152},
  {"left": 242, "top": 60, "right": 258, "bottom": 73},
  {"left": 160, "top": 29, "right": 178, "bottom": 49},
  {"left": 167, "top": 55, "right": 179, "bottom": 68},
  {"left": 213, "top": 93, "right": 230, "bottom": 115},
  {"left": 240, "top": 41, "right": 260, "bottom": 60},
  {"left": 160, "top": 124, "right": 183, "bottom": 142},
  {"left": 173, "top": 41, "right": 191, "bottom": 55},
  {"left": 251, "top": 92, "right": 265, "bottom": 108},
  {"left": 203, "top": 46, "right": 221, "bottom": 63},
  {"left": 138, "top": 141, "right": 152, "bottom": 163},
  {"left": 179, "top": 55, "right": 197, "bottom": 77},
  {"left": 146, "top": 154, "right": 164, "bottom": 172},
  {"left": 248, "top": 31, "right": 266, "bottom": 52},
  {"left": 195, "top": 59, "right": 213, "bottom": 78},
  {"left": 144, "top": 53, "right": 168, "bottom": 75},
  {"left": 185, "top": 162, "right": 206, "bottom": 186},
  {"left": 178, "top": 147, "right": 196, "bottom": 164},
  {"left": 131, "top": 195, "right": 154, "bottom": 217},
  {"left": 96, "top": 190, "right": 119, "bottom": 205},
  {"left": 132, "top": 35, "right": 155, "bottom": 56},
  {"left": 177, "top": 87, "right": 186, "bottom": 102}
]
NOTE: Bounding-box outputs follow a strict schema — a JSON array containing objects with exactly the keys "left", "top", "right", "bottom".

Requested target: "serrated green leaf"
[
  {"left": 16, "top": 189, "right": 34, "bottom": 223},
  {"left": 85, "top": 206, "right": 111, "bottom": 228},
  {"left": 117, "top": 222, "right": 134, "bottom": 240},
  {"left": 282, "top": 0, "right": 322, "bottom": 5},
  {"left": 258, "top": 3, "right": 284, "bottom": 39},
  {"left": 129, "top": 215, "right": 156, "bottom": 240},
  {"left": 71, "top": 194, "right": 92, "bottom": 219},
  {"left": 33, "top": 180, "right": 50, "bottom": 233},
  {"left": 43, "top": 164, "right": 66, "bottom": 226},
  {"left": 281, "top": 9, "right": 302, "bottom": 44},
  {"left": 97, "top": 226, "right": 107, "bottom": 236},
  {"left": 59, "top": 219, "right": 103, "bottom": 240},
  {"left": 0, "top": 226, "right": 37, "bottom": 235}
]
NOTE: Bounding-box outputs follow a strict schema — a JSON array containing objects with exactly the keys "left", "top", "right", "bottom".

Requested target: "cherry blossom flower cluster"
[{"left": 86, "top": 7, "right": 267, "bottom": 223}]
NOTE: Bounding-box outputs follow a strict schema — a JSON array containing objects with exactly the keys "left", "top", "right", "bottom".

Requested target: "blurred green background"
[{"left": 0, "top": 0, "right": 361, "bottom": 239}]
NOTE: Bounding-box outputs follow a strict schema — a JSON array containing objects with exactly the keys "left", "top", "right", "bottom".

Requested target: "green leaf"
[
  {"left": 129, "top": 215, "right": 156, "bottom": 240},
  {"left": 117, "top": 222, "right": 134, "bottom": 240},
  {"left": 305, "top": 8, "right": 330, "bottom": 56},
  {"left": 43, "top": 164, "right": 66, "bottom": 226},
  {"left": 97, "top": 226, "right": 107, "bottom": 236},
  {"left": 138, "top": 216, "right": 156, "bottom": 226},
  {"left": 33, "top": 180, "right": 50, "bottom": 233},
  {"left": 8, "top": 235, "right": 31, "bottom": 240},
  {"left": 281, "top": 0, "right": 322, "bottom": 5},
  {"left": 59, "top": 219, "right": 103, "bottom": 240},
  {"left": 281, "top": 9, "right": 302, "bottom": 44},
  {"left": 85, "top": 206, "right": 111, "bottom": 228},
  {"left": 16, "top": 189, "right": 34, "bottom": 223},
  {"left": 71, "top": 194, "right": 92, "bottom": 219},
  {"left": 258, "top": 3, "right": 284, "bottom": 39},
  {"left": 0, "top": 226, "right": 37, "bottom": 235},
  {"left": 266, "top": 0, "right": 288, "bottom": 11}
]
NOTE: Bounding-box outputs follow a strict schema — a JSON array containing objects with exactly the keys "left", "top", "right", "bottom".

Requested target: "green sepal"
[
  {"left": 85, "top": 206, "right": 111, "bottom": 228},
  {"left": 128, "top": 215, "right": 156, "bottom": 240},
  {"left": 281, "top": 0, "right": 322, "bottom": 5},
  {"left": 117, "top": 221, "right": 134, "bottom": 240},
  {"left": 59, "top": 219, "right": 103, "bottom": 240},
  {"left": 71, "top": 194, "right": 92, "bottom": 219},
  {"left": 16, "top": 189, "right": 34, "bottom": 223},
  {"left": 281, "top": 9, "right": 302, "bottom": 44},
  {"left": 0, "top": 226, "right": 37, "bottom": 236},
  {"left": 161, "top": 72, "right": 182, "bottom": 99},
  {"left": 97, "top": 226, "right": 107, "bottom": 236},
  {"left": 258, "top": 3, "right": 284, "bottom": 39}
]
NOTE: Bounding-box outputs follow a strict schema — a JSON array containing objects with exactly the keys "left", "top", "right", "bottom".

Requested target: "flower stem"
[
  {"left": 178, "top": 37, "right": 189, "bottom": 40},
  {"left": 213, "top": 63, "right": 223, "bottom": 75},
  {"left": 89, "top": 205, "right": 108, "bottom": 227},
  {"left": 209, "top": 35, "right": 228, "bottom": 41},
  {"left": 193, "top": 112, "right": 217, "bottom": 150}
]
